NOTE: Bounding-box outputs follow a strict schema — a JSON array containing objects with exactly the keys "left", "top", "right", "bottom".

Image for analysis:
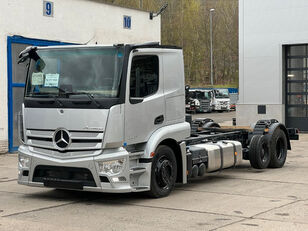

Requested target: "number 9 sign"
[{"left": 43, "top": 1, "right": 54, "bottom": 17}]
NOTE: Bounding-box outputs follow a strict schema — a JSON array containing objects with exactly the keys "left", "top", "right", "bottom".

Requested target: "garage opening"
[{"left": 286, "top": 45, "right": 308, "bottom": 131}]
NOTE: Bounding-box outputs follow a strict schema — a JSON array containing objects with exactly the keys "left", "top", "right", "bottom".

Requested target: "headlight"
[
  {"left": 98, "top": 159, "right": 125, "bottom": 175},
  {"left": 18, "top": 155, "right": 30, "bottom": 168}
]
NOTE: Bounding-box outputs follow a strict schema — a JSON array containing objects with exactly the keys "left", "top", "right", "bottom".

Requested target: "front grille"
[
  {"left": 220, "top": 101, "right": 228, "bottom": 106},
  {"left": 200, "top": 100, "right": 211, "bottom": 111},
  {"left": 33, "top": 165, "right": 96, "bottom": 187},
  {"left": 26, "top": 129, "right": 103, "bottom": 157}
]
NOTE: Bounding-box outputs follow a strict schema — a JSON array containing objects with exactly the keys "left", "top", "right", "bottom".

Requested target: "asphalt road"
[{"left": 0, "top": 130, "right": 307, "bottom": 230}]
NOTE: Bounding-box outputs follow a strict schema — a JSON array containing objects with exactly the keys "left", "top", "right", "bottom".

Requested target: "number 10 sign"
[{"left": 43, "top": 1, "right": 54, "bottom": 17}]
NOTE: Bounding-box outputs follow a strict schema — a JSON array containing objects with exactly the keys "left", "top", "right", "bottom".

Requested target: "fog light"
[
  {"left": 18, "top": 155, "right": 30, "bottom": 169},
  {"left": 111, "top": 176, "right": 127, "bottom": 183},
  {"left": 98, "top": 159, "right": 125, "bottom": 175}
]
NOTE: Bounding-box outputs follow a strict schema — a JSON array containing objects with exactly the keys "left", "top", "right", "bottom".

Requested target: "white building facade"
[
  {"left": 237, "top": 0, "right": 308, "bottom": 131},
  {"left": 0, "top": 0, "right": 161, "bottom": 153}
]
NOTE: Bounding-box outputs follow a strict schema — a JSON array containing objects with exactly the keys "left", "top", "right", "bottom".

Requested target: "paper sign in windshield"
[
  {"left": 44, "top": 74, "right": 59, "bottom": 87},
  {"left": 31, "top": 72, "right": 44, "bottom": 85}
]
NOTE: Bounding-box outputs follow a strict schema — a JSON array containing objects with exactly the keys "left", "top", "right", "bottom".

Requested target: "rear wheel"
[
  {"left": 267, "top": 129, "right": 288, "bottom": 168},
  {"left": 148, "top": 145, "right": 177, "bottom": 198},
  {"left": 249, "top": 135, "right": 270, "bottom": 169}
]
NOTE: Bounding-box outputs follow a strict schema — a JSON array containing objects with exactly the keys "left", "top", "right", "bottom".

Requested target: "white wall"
[
  {"left": 0, "top": 0, "right": 161, "bottom": 153},
  {"left": 238, "top": 0, "right": 308, "bottom": 125}
]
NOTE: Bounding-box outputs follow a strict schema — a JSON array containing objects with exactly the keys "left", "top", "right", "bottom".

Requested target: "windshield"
[
  {"left": 215, "top": 89, "right": 229, "bottom": 99},
  {"left": 25, "top": 47, "right": 124, "bottom": 98},
  {"left": 190, "top": 91, "right": 211, "bottom": 100}
]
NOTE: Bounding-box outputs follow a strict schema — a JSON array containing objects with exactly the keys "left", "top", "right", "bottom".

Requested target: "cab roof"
[{"left": 35, "top": 42, "right": 182, "bottom": 50}]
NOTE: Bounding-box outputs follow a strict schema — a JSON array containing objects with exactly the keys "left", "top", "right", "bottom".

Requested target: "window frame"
[{"left": 129, "top": 54, "right": 160, "bottom": 100}]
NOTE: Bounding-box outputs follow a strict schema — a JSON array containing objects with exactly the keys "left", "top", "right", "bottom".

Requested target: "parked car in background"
[{"left": 229, "top": 91, "right": 239, "bottom": 110}]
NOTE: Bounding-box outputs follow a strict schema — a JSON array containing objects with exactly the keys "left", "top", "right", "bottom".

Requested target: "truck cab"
[
  {"left": 212, "top": 88, "right": 231, "bottom": 112},
  {"left": 18, "top": 43, "right": 190, "bottom": 196},
  {"left": 188, "top": 89, "right": 212, "bottom": 113}
]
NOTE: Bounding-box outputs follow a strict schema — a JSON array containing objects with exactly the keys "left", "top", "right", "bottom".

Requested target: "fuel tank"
[{"left": 189, "top": 140, "right": 243, "bottom": 173}]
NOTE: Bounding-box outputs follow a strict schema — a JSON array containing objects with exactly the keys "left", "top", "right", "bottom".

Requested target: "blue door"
[{"left": 7, "top": 36, "right": 73, "bottom": 152}]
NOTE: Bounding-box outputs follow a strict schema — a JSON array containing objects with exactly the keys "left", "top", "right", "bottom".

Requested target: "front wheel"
[{"left": 148, "top": 145, "right": 177, "bottom": 198}]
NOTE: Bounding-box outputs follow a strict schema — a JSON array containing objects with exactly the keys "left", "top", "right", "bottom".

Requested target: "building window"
[{"left": 130, "top": 55, "right": 159, "bottom": 98}]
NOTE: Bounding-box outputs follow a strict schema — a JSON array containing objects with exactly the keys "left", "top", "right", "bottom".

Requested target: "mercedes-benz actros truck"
[{"left": 17, "top": 43, "right": 299, "bottom": 198}]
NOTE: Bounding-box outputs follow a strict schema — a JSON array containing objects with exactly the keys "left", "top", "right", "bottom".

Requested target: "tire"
[
  {"left": 249, "top": 135, "right": 270, "bottom": 169},
  {"left": 267, "top": 129, "right": 288, "bottom": 168},
  {"left": 148, "top": 145, "right": 177, "bottom": 198}
]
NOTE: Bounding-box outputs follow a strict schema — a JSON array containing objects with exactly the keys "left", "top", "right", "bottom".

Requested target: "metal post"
[{"left": 210, "top": 9, "right": 215, "bottom": 86}]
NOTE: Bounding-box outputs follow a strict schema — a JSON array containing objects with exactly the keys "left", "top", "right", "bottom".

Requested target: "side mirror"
[
  {"left": 18, "top": 46, "right": 38, "bottom": 64},
  {"left": 130, "top": 97, "right": 143, "bottom": 104}
]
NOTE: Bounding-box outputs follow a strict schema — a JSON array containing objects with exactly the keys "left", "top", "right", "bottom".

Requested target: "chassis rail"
[{"left": 186, "top": 129, "right": 248, "bottom": 147}]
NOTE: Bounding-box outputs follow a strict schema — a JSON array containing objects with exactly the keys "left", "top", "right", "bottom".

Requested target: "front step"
[
  {"left": 130, "top": 166, "right": 146, "bottom": 175},
  {"left": 132, "top": 186, "right": 150, "bottom": 191},
  {"left": 129, "top": 150, "right": 144, "bottom": 160}
]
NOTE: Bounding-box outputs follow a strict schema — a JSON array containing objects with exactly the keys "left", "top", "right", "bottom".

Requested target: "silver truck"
[
  {"left": 212, "top": 89, "right": 231, "bottom": 112},
  {"left": 17, "top": 43, "right": 299, "bottom": 198}
]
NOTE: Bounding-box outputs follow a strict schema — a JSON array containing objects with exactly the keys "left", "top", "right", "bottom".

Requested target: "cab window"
[{"left": 130, "top": 55, "right": 159, "bottom": 98}]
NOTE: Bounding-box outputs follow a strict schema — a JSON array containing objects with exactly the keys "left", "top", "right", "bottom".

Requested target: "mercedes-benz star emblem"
[{"left": 53, "top": 128, "right": 71, "bottom": 150}]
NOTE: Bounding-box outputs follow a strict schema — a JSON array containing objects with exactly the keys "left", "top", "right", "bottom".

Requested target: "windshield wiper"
[
  {"left": 28, "top": 93, "right": 64, "bottom": 107},
  {"left": 64, "top": 92, "right": 102, "bottom": 108},
  {"left": 54, "top": 96, "right": 64, "bottom": 107}
]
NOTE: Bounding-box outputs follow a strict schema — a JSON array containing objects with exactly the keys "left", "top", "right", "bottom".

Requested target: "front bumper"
[
  {"left": 197, "top": 108, "right": 211, "bottom": 113},
  {"left": 18, "top": 145, "right": 151, "bottom": 193},
  {"left": 215, "top": 104, "right": 230, "bottom": 111}
]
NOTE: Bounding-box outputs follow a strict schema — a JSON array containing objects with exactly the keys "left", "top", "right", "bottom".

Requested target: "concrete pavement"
[{"left": 0, "top": 134, "right": 307, "bottom": 230}]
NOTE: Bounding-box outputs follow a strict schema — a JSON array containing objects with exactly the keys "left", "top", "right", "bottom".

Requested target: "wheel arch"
[
  {"left": 158, "top": 139, "right": 184, "bottom": 184},
  {"left": 144, "top": 122, "right": 190, "bottom": 184},
  {"left": 203, "top": 121, "right": 220, "bottom": 129}
]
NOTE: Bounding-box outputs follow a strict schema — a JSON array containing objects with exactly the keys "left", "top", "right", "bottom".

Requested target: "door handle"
[
  {"left": 130, "top": 97, "right": 144, "bottom": 104},
  {"left": 154, "top": 115, "right": 164, "bottom": 125}
]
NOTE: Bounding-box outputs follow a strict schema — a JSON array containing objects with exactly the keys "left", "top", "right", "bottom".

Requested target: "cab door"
[{"left": 124, "top": 51, "right": 165, "bottom": 145}]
